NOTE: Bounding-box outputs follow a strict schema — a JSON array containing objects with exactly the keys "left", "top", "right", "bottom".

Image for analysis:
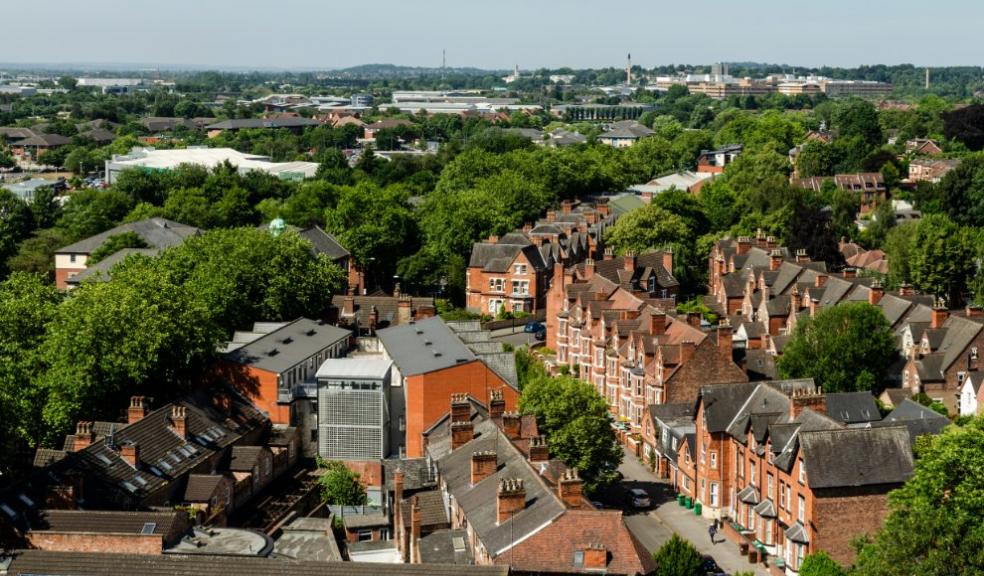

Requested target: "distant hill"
[{"left": 331, "top": 63, "right": 501, "bottom": 78}]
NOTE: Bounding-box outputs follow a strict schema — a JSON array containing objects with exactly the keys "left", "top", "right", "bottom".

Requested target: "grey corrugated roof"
[
  {"left": 224, "top": 318, "right": 351, "bottom": 374},
  {"left": 377, "top": 317, "right": 476, "bottom": 377},
  {"left": 799, "top": 427, "right": 913, "bottom": 489},
  {"left": 1, "top": 550, "right": 507, "bottom": 576},
  {"left": 57, "top": 218, "right": 201, "bottom": 255}
]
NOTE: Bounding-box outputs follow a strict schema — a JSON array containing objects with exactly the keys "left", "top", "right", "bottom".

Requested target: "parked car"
[
  {"left": 534, "top": 328, "right": 546, "bottom": 341},
  {"left": 701, "top": 556, "right": 727, "bottom": 576},
  {"left": 591, "top": 501, "right": 606, "bottom": 509},
  {"left": 626, "top": 488, "right": 651, "bottom": 509},
  {"left": 523, "top": 321, "right": 545, "bottom": 333}
]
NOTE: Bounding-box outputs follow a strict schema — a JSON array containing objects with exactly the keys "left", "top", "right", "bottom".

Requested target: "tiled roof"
[
  {"left": 56, "top": 218, "right": 201, "bottom": 255},
  {"left": 401, "top": 489, "right": 448, "bottom": 528},
  {"left": 31, "top": 509, "right": 179, "bottom": 536},
  {"left": 184, "top": 474, "right": 226, "bottom": 502},
  {"left": 799, "top": 427, "right": 913, "bottom": 489},
  {"left": 297, "top": 226, "right": 349, "bottom": 260},
  {"left": 825, "top": 392, "right": 881, "bottom": 425},
  {"left": 228, "top": 446, "right": 266, "bottom": 472},
  {"left": 330, "top": 294, "right": 435, "bottom": 328}
]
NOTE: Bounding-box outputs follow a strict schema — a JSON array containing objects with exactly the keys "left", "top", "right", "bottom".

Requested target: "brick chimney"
[
  {"left": 558, "top": 468, "right": 584, "bottom": 507},
  {"left": 128, "top": 396, "right": 148, "bottom": 425},
  {"left": 471, "top": 450, "right": 498, "bottom": 484},
  {"left": 790, "top": 287, "right": 801, "bottom": 312},
  {"left": 583, "top": 544, "right": 609, "bottom": 570},
  {"left": 967, "top": 304, "right": 983, "bottom": 318},
  {"left": 931, "top": 298, "right": 949, "bottom": 329},
  {"left": 451, "top": 393, "right": 470, "bottom": 423},
  {"left": 451, "top": 421, "right": 474, "bottom": 450},
  {"left": 502, "top": 412, "right": 521, "bottom": 440},
  {"left": 769, "top": 249, "right": 783, "bottom": 271},
  {"left": 497, "top": 478, "right": 526, "bottom": 523},
  {"left": 869, "top": 280, "right": 884, "bottom": 306},
  {"left": 603, "top": 247, "right": 614, "bottom": 261},
  {"left": 649, "top": 310, "right": 666, "bottom": 335},
  {"left": 397, "top": 296, "right": 412, "bottom": 325},
  {"left": 687, "top": 312, "right": 702, "bottom": 328},
  {"left": 393, "top": 467, "right": 404, "bottom": 526},
  {"left": 623, "top": 251, "right": 635, "bottom": 273},
  {"left": 120, "top": 441, "right": 140, "bottom": 468},
  {"left": 169, "top": 406, "right": 187, "bottom": 439},
  {"left": 488, "top": 235, "right": 499, "bottom": 245},
  {"left": 790, "top": 385, "right": 826, "bottom": 419},
  {"left": 72, "top": 421, "right": 94, "bottom": 451},
  {"left": 842, "top": 267, "right": 857, "bottom": 279},
  {"left": 583, "top": 259, "right": 594, "bottom": 280},
  {"left": 766, "top": 236, "right": 778, "bottom": 250},
  {"left": 680, "top": 340, "right": 696, "bottom": 364},
  {"left": 489, "top": 389, "right": 505, "bottom": 422},
  {"left": 343, "top": 295, "right": 355, "bottom": 316},
  {"left": 522, "top": 222, "right": 533, "bottom": 234},
  {"left": 410, "top": 495, "right": 422, "bottom": 563},
  {"left": 815, "top": 273, "right": 828, "bottom": 288},
  {"left": 899, "top": 283, "right": 914, "bottom": 297},
  {"left": 529, "top": 436, "right": 549, "bottom": 462},
  {"left": 736, "top": 236, "right": 751, "bottom": 256},
  {"left": 369, "top": 305, "right": 379, "bottom": 330},
  {"left": 597, "top": 201, "right": 610, "bottom": 216},
  {"left": 795, "top": 249, "right": 809, "bottom": 263},
  {"left": 809, "top": 297, "right": 818, "bottom": 318},
  {"left": 717, "top": 318, "right": 733, "bottom": 359},
  {"left": 755, "top": 228, "right": 767, "bottom": 248},
  {"left": 662, "top": 248, "right": 673, "bottom": 274}
]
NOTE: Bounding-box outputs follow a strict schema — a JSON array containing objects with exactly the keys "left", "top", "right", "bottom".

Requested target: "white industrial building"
[{"left": 105, "top": 147, "right": 319, "bottom": 184}]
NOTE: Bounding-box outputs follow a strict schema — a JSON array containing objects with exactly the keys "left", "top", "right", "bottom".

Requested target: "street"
[{"left": 597, "top": 447, "right": 770, "bottom": 576}]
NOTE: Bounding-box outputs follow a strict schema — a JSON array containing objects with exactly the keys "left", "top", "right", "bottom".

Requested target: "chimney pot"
[
  {"left": 471, "top": 450, "right": 498, "bottom": 484},
  {"left": 502, "top": 412, "right": 521, "bottom": 440},
  {"left": 496, "top": 478, "right": 526, "bottom": 523},
  {"left": 170, "top": 405, "right": 187, "bottom": 439},
  {"left": 128, "top": 396, "right": 147, "bottom": 425},
  {"left": 558, "top": 467, "right": 584, "bottom": 508},
  {"left": 528, "top": 436, "right": 549, "bottom": 462}
]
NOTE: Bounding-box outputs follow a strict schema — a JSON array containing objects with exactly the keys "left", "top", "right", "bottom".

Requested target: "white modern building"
[
  {"left": 316, "top": 357, "right": 393, "bottom": 461},
  {"left": 105, "top": 147, "right": 319, "bottom": 184}
]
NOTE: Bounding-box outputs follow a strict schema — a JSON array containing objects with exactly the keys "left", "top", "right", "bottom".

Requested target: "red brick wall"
[
  {"left": 222, "top": 363, "right": 291, "bottom": 425},
  {"left": 812, "top": 488, "right": 892, "bottom": 566},
  {"left": 404, "top": 361, "right": 519, "bottom": 458},
  {"left": 28, "top": 532, "right": 164, "bottom": 555},
  {"left": 55, "top": 267, "right": 87, "bottom": 290}
]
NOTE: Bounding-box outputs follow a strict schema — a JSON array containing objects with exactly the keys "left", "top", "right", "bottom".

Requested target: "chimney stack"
[
  {"left": 679, "top": 340, "right": 696, "bottom": 364},
  {"left": 649, "top": 310, "right": 666, "bottom": 335},
  {"left": 899, "top": 283, "right": 914, "bottom": 297},
  {"left": 489, "top": 389, "right": 505, "bottom": 422},
  {"left": 717, "top": 318, "right": 733, "bottom": 359},
  {"left": 561, "top": 199, "right": 573, "bottom": 215},
  {"left": 451, "top": 421, "right": 474, "bottom": 450},
  {"left": 931, "top": 298, "right": 949, "bottom": 329},
  {"left": 795, "top": 249, "right": 809, "bottom": 264},
  {"left": 869, "top": 280, "right": 884, "bottom": 306},
  {"left": 547, "top": 210, "right": 557, "bottom": 223},
  {"left": 790, "top": 287, "right": 801, "bottom": 312},
  {"left": 397, "top": 296, "right": 412, "bottom": 325},
  {"left": 583, "top": 259, "right": 595, "bottom": 280},
  {"left": 170, "top": 406, "right": 187, "bottom": 439},
  {"left": 72, "top": 421, "right": 94, "bottom": 451},
  {"left": 755, "top": 228, "right": 767, "bottom": 248},
  {"left": 623, "top": 251, "right": 635, "bottom": 273},
  {"left": 736, "top": 236, "right": 752, "bottom": 256},
  {"left": 687, "top": 311, "right": 702, "bottom": 328},
  {"left": 528, "top": 436, "right": 549, "bottom": 462},
  {"left": 127, "top": 396, "right": 148, "bottom": 425},
  {"left": 790, "top": 385, "right": 826, "bottom": 419},
  {"left": 451, "top": 393, "right": 471, "bottom": 423},
  {"left": 471, "top": 450, "right": 498, "bottom": 484},
  {"left": 766, "top": 235, "right": 778, "bottom": 250},
  {"left": 342, "top": 295, "right": 355, "bottom": 316},
  {"left": 496, "top": 478, "right": 526, "bottom": 523},
  {"left": 842, "top": 267, "right": 857, "bottom": 279},
  {"left": 502, "top": 412, "right": 521, "bottom": 440},
  {"left": 488, "top": 235, "right": 499, "bottom": 245},
  {"left": 809, "top": 297, "right": 818, "bottom": 318},
  {"left": 769, "top": 249, "right": 783, "bottom": 271},
  {"left": 558, "top": 468, "right": 584, "bottom": 508},
  {"left": 120, "top": 441, "right": 140, "bottom": 468},
  {"left": 815, "top": 273, "right": 828, "bottom": 288},
  {"left": 662, "top": 248, "right": 673, "bottom": 274},
  {"left": 603, "top": 247, "right": 614, "bottom": 261},
  {"left": 410, "top": 495, "right": 422, "bottom": 563}
]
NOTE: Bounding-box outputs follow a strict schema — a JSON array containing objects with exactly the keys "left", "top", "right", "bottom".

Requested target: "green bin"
[
  {"left": 677, "top": 494, "right": 684, "bottom": 506},
  {"left": 685, "top": 497, "right": 693, "bottom": 509},
  {"left": 694, "top": 502, "right": 702, "bottom": 515}
]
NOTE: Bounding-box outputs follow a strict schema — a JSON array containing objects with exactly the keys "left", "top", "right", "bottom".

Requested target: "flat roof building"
[{"left": 105, "top": 147, "right": 319, "bottom": 184}]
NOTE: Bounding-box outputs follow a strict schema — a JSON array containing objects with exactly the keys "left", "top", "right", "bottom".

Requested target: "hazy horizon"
[{"left": 3, "top": 0, "right": 983, "bottom": 71}]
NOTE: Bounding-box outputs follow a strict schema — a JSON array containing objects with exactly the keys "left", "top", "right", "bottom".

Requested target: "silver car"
[{"left": 627, "top": 488, "right": 651, "bottom": 509}]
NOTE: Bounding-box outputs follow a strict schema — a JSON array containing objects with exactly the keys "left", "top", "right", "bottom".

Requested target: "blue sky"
[{"left": 3, "top": 0, "right": 982, "bottom": 70}]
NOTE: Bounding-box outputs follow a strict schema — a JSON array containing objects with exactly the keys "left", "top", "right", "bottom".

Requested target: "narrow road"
[{"left": 599, "top": 448, "right": 770, "bottom": 576}]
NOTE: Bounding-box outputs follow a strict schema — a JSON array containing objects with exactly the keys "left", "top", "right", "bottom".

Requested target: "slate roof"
[
  {"left": 31, "top": 509, "right": 179, "bottom": 536},
  {"left": 183, "top": 474, "right": 225, "bottom": 502},
  {"left": 297, "top": 226, "right": 349, "bottom": 260},
  {"left": 12, "top": 132, "right": 72, "bottom": 147},
  {"left": 825, "top": 392, "right": 881, "bottom": 425},
  {"left": 417, "top": 528, "right": 472, "bottom": 565},
  {"left": 872, "top": 399, "right": 951, "bottom": 443},
  {"left": 469, "top": 241, "right": 546, "bottom": 272},
  {"left": 437, "top": 418, "right": 566, "bottom": 557},
  {"left": 798, "top": 427, "right": 913, "bottom": 489},
  {"left": 377, "top": 317, "right": 477, "bottom": 377},
  {"left": 401, "top": 489, "right": 448, "bottom": 528},
  {"left": 700, "top": 382, "right": 761, "bottom": 433},
  {"left": 0, "top": 550, "right": 508, "bottom": 576},
  {"left": 224, "top": 317, "right": 351, "bottom": 375},
  {"left": 65, "top": 248, "right": 160, "bottom": 285},
  {"left": 273, "top": 517, "right": 342, "bottom": 562},
  {"left": 228, "top": 446, "right": 266, "bottom": 472},
  {"left": 56, "top": 218, "right": 201, "bottom": 255},
  {"left": 598, "top": 121, "right": 654, "bottom": 140}
]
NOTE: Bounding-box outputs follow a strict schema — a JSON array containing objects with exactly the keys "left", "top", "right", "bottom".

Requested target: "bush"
[{"left": 652, "top": 534, "right": 703, "bottom": 576}]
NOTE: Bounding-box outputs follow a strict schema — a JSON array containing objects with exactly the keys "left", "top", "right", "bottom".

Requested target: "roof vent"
[
  {"left": 424, "top": 340, "right": 432, "bottom": 346},
  {"left": 266, "top": 348, "right": 279, "bottom": 357},
  {"left": 433, "top": 351, "right": 442, "bottom": 357},
  {"left": 306, "top": 329, "right": 317, "bottom": 336},
  {"left": 280, "top": 337, "right": 293, "bottom": 344},
  {"left": 415, "top": 329, "right": 424, "bottom": 335}
]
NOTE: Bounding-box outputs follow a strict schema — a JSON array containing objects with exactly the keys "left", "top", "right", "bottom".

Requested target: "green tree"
[
  {"left": 799, "top": 552, "right": 847, "bottom": 576},
  {"left": 8, "top": 228, "right": 72, "bottom": 277},
  {"left": 795, "top": 140, "right": 835, "bottom": 177},
  {"left": 57, "top": 188, "right": 133, "bottom": 240},
  {"left": 520, "top": 372, "right": 622, "bottom": 491},
  {"left": 604, "top": 204, "right": 689, "bottom": 256},
  {"left": 317, "top": 459, "right": 368, "bottom": 505},
  {"left": 777, "top": 302, "right": 897, "bottom": 393},
  {"left": 883, "top": 223, "right": 917, "bottom": 289},
  {"left": 88, "top": 231, "right": 148, "bottom": 264},
  {"left": 652, "top": 534, "right": 704, "bottom": 576},
  {"left": 908, "top": 214, "right": 976, "bottom": 303},
  {"left": 851, "top": 419, "right": 984, "bottom": 576}
]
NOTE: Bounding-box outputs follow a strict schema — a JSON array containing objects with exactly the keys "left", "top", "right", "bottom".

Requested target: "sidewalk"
[{"left": 616, "top": 448, "right": 769, "bottom": 576}]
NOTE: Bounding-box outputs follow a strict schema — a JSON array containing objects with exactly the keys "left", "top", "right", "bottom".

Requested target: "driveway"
[{"left": 598, "top": 448, "right": 770, "bottom": 576}]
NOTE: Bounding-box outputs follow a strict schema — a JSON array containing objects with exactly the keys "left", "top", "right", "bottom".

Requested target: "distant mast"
[
  {"left": 442, "top": 49, "right": 446, "bottom": 81},
  {"left": 626, "top": 53, "right": 632, "bottom": 85},
  {"left": 925, "top": 67, "right": 930, "bottom": 90}
]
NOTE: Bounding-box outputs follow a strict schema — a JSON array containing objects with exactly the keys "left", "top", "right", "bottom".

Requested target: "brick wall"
[
  {"left": 812, "top": 488, "right": 892, "bottom": 566},
  {"left": 28, "top": 532, "right": 164, "bottom": 555}
]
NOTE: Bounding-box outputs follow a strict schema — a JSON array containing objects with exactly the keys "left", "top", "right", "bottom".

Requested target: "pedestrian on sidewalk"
[{"left": 708, "top": 523, "right": 717, "bottom": 544}]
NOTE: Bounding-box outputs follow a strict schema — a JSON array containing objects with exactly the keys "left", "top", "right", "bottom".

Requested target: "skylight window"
[
  {"left": 121, "top": 481, "right": 138, "bottom": 493},
  {"left": 158, "top": 460, "right": 173, "bottom": 472}
]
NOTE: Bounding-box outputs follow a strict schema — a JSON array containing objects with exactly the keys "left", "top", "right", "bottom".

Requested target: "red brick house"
[{"left": 791, "top": 173, "right": 886, "bottom": 215}]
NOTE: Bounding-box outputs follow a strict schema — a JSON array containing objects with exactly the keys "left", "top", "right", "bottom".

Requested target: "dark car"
[
  {"left": 524, "top": 321, "right": 545, "bottom": 333},
  {"left": 534, "top": 328, "right": 546, "bottom": 341}
]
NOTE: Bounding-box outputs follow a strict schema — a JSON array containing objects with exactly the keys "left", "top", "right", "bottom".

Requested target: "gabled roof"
[
  {"left": 297, "top": 226, "right": 349, "bottom": 260},
  {"left": 798, "top": 427, "right": 913, "bottom": 489},
  {"left": 31, "top": 509, "right": 180, "bottom": 537},
  {"left": 56, "top": 218, "right": 201, "bottom": 255},
  {"left": 825, "top": 392, "right": 881, "bottom": 425},
  {"left": 184, "top": 474, "right": 226, "bottom": 502}
]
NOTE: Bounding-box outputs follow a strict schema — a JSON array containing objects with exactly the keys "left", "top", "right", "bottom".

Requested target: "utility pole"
[
  {"left": 925, "top": 67, "right": 930, "bottom": 90},
  {"left": 626, "top": 53, "right": 632, "bottom": 85},
  {"left": 442, "top": 49, "right": 446, "bottom": 82}
]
